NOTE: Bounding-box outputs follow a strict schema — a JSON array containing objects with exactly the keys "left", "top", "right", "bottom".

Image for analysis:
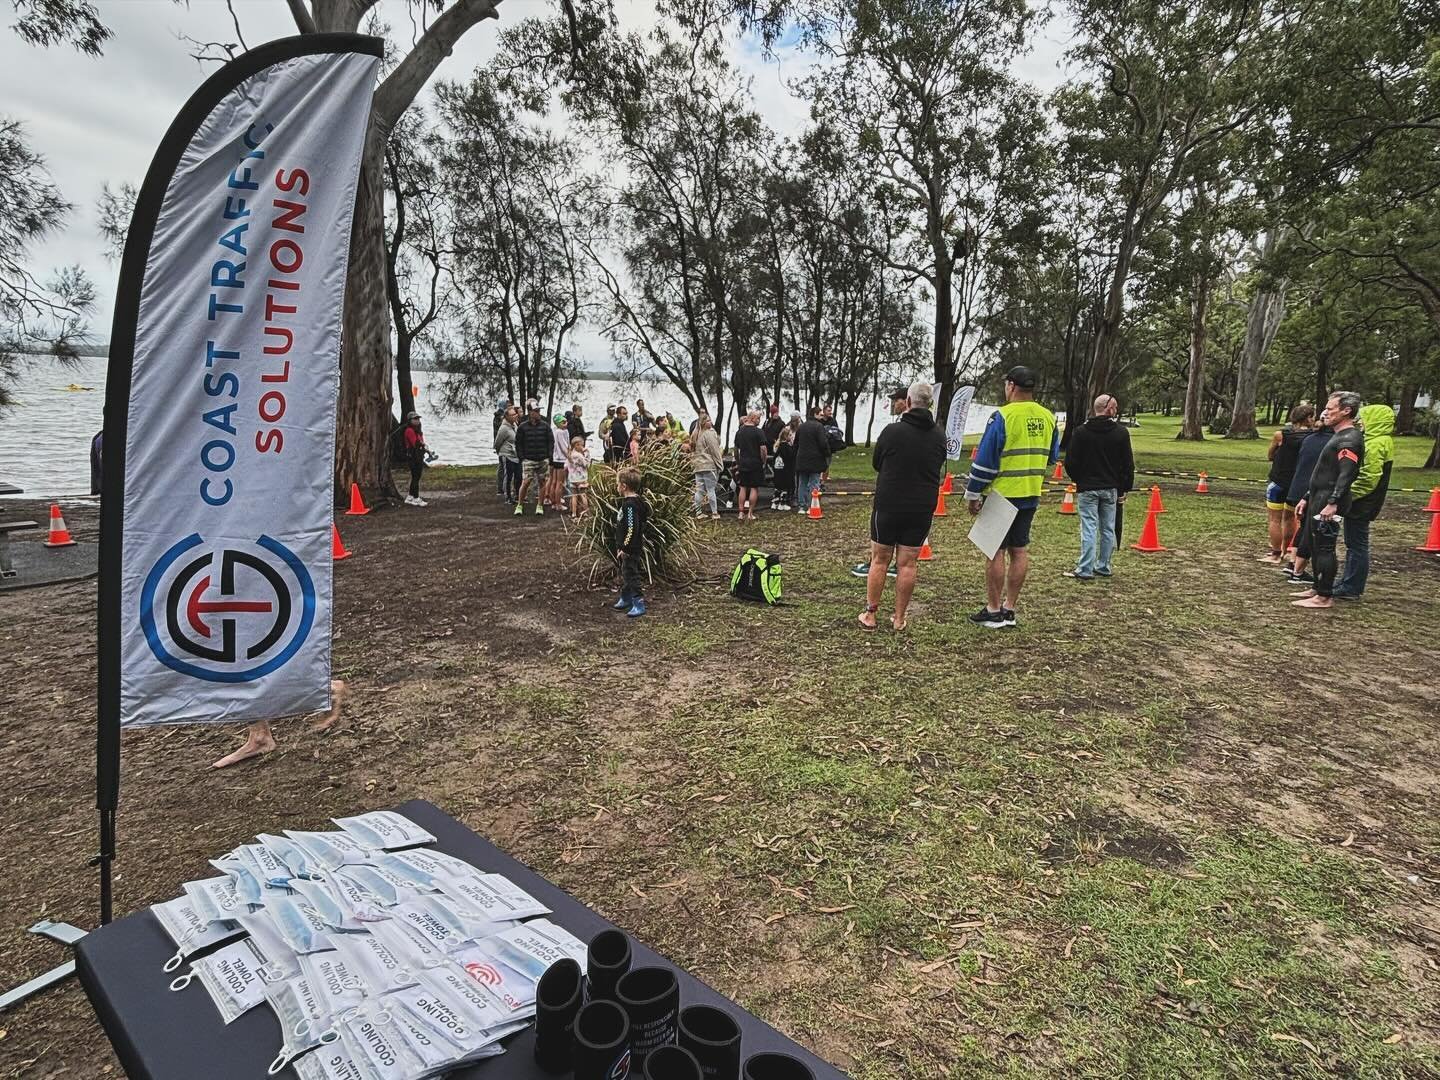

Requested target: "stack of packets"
[{"left": 154, "top": 811, "right": 587, "bottom": 1079}]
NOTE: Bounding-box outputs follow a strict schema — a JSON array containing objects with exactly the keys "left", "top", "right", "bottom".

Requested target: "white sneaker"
[
  {"left": 414, "top": 498, "right": 428, "bottom": 507},
  {"left": 403, "top": 496, "right": 417, "bottom": 505}
]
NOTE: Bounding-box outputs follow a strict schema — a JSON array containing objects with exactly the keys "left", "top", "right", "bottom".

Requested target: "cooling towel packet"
[
  {"left": 292, "top": 1046, "right": 381, "bottom": 1080},
  {"left": 330, "top": 932, "right": 420, "bottom": 994},
  {"left": 392, "top": 895, "right": 514, "bottom": 954},
  {"left": 286, "top": 830, "right": 374, "bottom": 872},
  {"left": 240, "top": 842, "right": 298, "bottom": 890},
  {"left": 434, "top": 872, "right": 551, "bottom": 923},
  {"left": 332, "top": 811, "right": 436, "bottom": 851},
  {"left": 254, "top": 894, "right": 337, "bottom": 955},
  {"left": 257, "top": 833, "right": 319, "bottom": 880},
  {"left": 385, "top": 978, "right": 523, "bottom": 1055},
  {"left": 337, "top": 1009, "right": 427, "bottom": 1080},
  {"left": 210, "top": 850, "right": 265, "bottom": 906},
  {"left": 168, "top": 938, "right": 270, "bottom": 1024},
  {"left": 235, "top": 909, "right": 304, "bottom": 983},
  {"left": 182, "top": 875, "right": 245, "bottom": 922},
  {"left": 264, "top": 975, "right": 341, "bottom": 1077},
  {"left": 367, "top": 917, "right": 451, "bottom": 971},
  {"left": 455, "top": 918, "right": 588, "bottom": 1014},
  {"left": 152, "top": 895, "right": 245, "bottom": 973},
  {"left": 419, "top": 963, "right": 521, "bottom": 1034},
  {"left": 291, "top": 877, "right": 368, "bottom": 932}
]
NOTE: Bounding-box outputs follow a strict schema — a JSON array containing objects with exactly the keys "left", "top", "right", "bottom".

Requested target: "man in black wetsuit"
[{"left": 1293, "top": 391, "right": 1364, "bottom": 610}]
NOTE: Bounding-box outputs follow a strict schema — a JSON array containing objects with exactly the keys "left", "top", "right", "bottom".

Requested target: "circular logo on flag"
[{"left": 139, "top": 533, "right": 316, "bottom": 682}]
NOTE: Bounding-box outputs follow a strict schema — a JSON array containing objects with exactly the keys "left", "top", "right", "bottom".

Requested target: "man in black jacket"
[
  {"left": 761, "top": 404, "right": 786, "bottom": 454},
  {"left": 1293, "top": 391, "right": 1365, "bottom": 609},
  {"left": 566, "top": 404, "right": 588, "bottom": 448},
  {"left": 1062, "top": 394, "right": 1135, "bottom": 579},
  {"left": 794, "top": 407, "right": 832, "bottom": 513},
  {"left": 513, "top": 402, "right": 553, "bottom": 515},
  {"left": 858, "top": 382, "right": 947, "bottom": 631}
]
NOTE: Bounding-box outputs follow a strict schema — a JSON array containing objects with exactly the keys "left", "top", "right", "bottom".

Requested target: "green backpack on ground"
[{"left": 731, "top": 548, "right": 782, "bottom": 604}]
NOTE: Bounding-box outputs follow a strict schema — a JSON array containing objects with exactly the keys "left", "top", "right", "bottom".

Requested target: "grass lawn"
[{"left": 3, "top": 414, "right": 1436, "bottom": 1078}]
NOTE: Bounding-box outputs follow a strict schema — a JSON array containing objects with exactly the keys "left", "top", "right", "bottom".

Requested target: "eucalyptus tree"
[
  {"left": 433, "top": 69, "right": 597, "bottom": 416},
  {"left": 793, "top": 0, "right": 1043, "bottom": 422}
]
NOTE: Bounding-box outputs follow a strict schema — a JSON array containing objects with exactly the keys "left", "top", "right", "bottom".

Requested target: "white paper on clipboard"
[{"left": 967, "top": 494, "right": 1019, "bottom": 560}]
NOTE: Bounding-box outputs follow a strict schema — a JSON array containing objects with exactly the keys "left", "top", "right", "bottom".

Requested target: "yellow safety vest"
[{"left": 990, "top": 400, "right": 1056, "bottom": 501}]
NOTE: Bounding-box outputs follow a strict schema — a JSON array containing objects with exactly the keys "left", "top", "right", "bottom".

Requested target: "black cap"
[
  {"left": 888, "top": 386, "right": 908, "bottom": 401},
  {"left": 1004, "top": 365, "right": 1037, "bottom": 389}
]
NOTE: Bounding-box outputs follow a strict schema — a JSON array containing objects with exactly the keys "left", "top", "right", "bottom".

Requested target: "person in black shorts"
[
  {"left": 859, "top": 382, "right": 946, "bottom": 632},
  {"left": 733, "top": 411, "right": 767, "bottom": 521}
]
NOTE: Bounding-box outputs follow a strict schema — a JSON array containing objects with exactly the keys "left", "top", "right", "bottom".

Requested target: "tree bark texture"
[
  {"left": 1178, "top": 271, "right": 1210, "bottom": 441},
  {"left": 1228, "top": 232, "right": 1289, "bottom": 439}
]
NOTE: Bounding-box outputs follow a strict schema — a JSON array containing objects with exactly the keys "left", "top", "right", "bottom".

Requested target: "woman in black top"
[{"left": 1262, "top": 403, "right": 1314, "bottom": 563}]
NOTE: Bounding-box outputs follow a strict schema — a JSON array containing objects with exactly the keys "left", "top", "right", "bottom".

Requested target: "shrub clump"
[{"left": 575, "top": 443, "right": 700, "bottom": 586}]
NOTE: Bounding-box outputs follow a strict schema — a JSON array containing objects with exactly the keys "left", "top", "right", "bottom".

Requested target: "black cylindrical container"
[
  {"left": 644, "top": 1043, "right": 704, "bottom": 1080},
  {"left": 615, "top": 965, "right": 680, "bottom": 1067},
  {"left": 573, "top": 999, "right": 632, "bottom": 1080},
  {"left": 678, "top": 1004, "right": 742, "bottom": 1080},
  {"left": 742, "top": 1053, "right": 814, "bottom": 1080},
  {"left": 587, "top": 929, "right": 633, "bottom": 1003},
  {"left": 534, "top": 957, "right": 584, "bottom": 1073}
]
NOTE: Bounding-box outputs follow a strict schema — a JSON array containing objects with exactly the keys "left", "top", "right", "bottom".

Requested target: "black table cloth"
[{"left": 76, "top": 800, "right": 848, "bottom": 1080}]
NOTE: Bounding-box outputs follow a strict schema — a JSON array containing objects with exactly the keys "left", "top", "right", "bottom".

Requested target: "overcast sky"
[{"left": 2, "top": 0, "right": 1072, "bottom": 347}]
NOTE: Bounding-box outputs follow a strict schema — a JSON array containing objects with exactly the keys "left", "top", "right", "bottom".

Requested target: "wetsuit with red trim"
[
  {"left": 1304, "top": 426, "right": 1363, "bottom": 598},
  {"left": 403, "top": 424, "right": 426, "bottom": 499}
]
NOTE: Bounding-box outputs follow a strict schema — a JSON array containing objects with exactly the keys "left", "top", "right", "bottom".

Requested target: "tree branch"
[
  {"left": 285, "top": 0, "right": 318, "bottom": 35},
  {"left": 372, "top": 0, "right": 502, "bottom": 131}
]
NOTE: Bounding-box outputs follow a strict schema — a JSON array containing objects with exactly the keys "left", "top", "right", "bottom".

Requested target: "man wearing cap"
[
  {"left": 851, "top": 386, "right": 912, "bottom": 578},
  {"left": 514, "top": 401, "right": 552, "bottom": 515},
  {"left": 402, "top": 411, "right": 429, "bottom": 507},
  {"left": 964, "top": 366, "right": 1059, "bottom": 628}
]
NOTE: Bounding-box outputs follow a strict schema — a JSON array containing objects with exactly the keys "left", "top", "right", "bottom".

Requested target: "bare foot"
[
  {"left": 211, "top": 731, "right": 277, "bottom": 769},
  {"left": 891, "top": 614, "right": 908, "bottom": 632},
  {"left": 857, "top": 609, "right": 878, "bottom": 631},
  {"left": 1289, "top": 589, "right": 1316, "bottom": 598},
  {"left": 1292, "top": 595, "right": 1334, "bottom": 609},
  {"left": 313, "top": 679, "right": 347, "bottom": 733}
]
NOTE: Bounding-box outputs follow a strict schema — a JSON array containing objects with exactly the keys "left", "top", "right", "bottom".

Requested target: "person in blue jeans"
[
  {"left": 1334, "top": 403, "right": 1395, "bottom": 599},
  {"left": 1061, "top": 394, "right": 1135, "bottom": 579}
]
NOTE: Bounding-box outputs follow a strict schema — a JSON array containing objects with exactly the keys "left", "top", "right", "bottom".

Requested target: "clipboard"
[{"left": 967, "top": 494, "right": 1019, "bottom": 560}]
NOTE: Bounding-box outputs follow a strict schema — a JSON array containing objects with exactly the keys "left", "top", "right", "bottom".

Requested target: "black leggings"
[
  {"left": 409, "top": 459, "right": 423, "bottom": 499},
  {"left": 1310, "top": 518, "right": 1340, "bottom": 597},
  {"left": 502, "top": 458, "right": 521, "bottom": 501}
]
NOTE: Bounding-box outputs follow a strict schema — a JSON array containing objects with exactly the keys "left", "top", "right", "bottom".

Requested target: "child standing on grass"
[
  {"left": 567, "top": 436, "right": 591, "bottom": 519},
  {"left": 612, "top": 468, "right": 649, "bottom": 617}
]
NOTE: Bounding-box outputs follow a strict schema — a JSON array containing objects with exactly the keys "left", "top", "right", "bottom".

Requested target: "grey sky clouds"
[{"left": 2, "top": 0, "right": 1070, "bottom": 347}]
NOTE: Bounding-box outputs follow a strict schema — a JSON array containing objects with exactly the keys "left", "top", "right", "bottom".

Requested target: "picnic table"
[{"left": 76, "top": 800, "right": 849, "bottom": 1080}]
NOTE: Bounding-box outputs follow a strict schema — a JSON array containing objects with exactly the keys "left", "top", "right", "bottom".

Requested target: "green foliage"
[{"left": 574, "top": 444, "right": 701, "bottom": 585}]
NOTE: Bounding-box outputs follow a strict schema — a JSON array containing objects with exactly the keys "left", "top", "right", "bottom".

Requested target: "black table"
[{"left": 76, "top": 800, "right": 848, "bottom": 1079}]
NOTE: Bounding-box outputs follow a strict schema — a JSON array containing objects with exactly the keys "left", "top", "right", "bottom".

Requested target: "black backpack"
[{"left": 730, "top": 548, "right": 783, "bottom": 604}]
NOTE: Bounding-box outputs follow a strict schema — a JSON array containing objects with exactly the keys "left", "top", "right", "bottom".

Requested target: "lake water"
[{"left": 0, "top": 355, "right": 997, "bottom": 497}]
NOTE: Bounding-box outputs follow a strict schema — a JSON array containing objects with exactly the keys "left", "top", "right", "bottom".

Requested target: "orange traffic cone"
[
  {"left": 1131, "top": 505, "right": 1168, "bottom": 552},
  {"left": 332, "top": 523, "right": 352, "bottom": 561},
  {"left": 970, "top": 444, "right": 978, "bottom": 461},
  {"left": 940, "top": 473, "right": 953, "bottom": 495},
  {"left": 808, "top": 489, "right": 824, "bottom": 519},
  {"left": 917, "top": 536, "right": 934, "bottom": 561},
  {"left": 1058, "top": 485, "right": 1077, "bottom": 515},
  {"left": 345, "top": 482, "right": 370, "bottom": 516},
  {"left": 1052, "top": 460, "right": 1063, "bottom": 480},
  {"left": 1195, "top": 472, "right": 1210, "bottom": 494},
  {"left": 42, "top": 504, "right": 76, "bottom": 548},
  {"left": 1146, "top": 485, "right": 1167, "bottom": 514},
  {"left": 1424, "top": 487, "right": 1440, "bottom": 513},
  {"left": 934, "top": 488, "right": 948, "bottom": 517},
  {"left": 1417, "top": 512, "right": 1440, "bottom": 553},
  {"left": 411, "top": 384, "right": 419, "bottom": 400}
]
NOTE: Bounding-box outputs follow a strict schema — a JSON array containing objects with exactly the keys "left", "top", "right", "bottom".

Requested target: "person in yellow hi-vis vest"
[{"left": 964, "top": 366, "right": 1060, "bottom": 629}]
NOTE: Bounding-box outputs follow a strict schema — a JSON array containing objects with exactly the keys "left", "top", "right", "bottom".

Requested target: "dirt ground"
[{"left": 1, "top": 471, "right": 1439, "bottom": 1077}]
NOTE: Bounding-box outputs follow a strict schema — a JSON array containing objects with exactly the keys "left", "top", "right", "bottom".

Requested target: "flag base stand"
[{"left": 0, "top": 921, "right": 89, "bottom": 1013}]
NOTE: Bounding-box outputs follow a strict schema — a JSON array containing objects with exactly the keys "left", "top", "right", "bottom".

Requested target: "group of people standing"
[{"left": 1263, "top": 392, "right": 1395, "bottom": 608}]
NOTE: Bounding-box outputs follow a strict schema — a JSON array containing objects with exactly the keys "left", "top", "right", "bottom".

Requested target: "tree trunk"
[
  {"left": 1426, "top": 426, "right": 1440, "bottom": 469},
  {"left": 932, "top": 257, "right": 956, "bottom": 425},
  {"left": 334, "top": 138, "right": 395, "bottom": 502},
  {"left": 1178, "top": 272, "right": 1210, "bottom": 441},
  {"left": 1397, "top": 382, "right": 1419, "bottom": 434},
  {"left": 1229, "top": 236, "right": 1289, "bottom": 439}
]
